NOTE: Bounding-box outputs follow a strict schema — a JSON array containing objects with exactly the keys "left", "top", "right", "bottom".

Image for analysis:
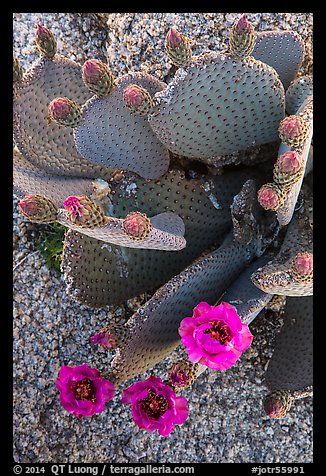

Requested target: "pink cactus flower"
[
  {"left": 178, "top": 301, "right": 253, "bottom": 370},
  {"left": 63, "top": 196, "right": 84, "bottom": 217},
  {"left": 121, "top": 376, "right": 189, "bottom": 436},
  {"left": 56, "top": 363, "right": 115, "bottom": 417}
]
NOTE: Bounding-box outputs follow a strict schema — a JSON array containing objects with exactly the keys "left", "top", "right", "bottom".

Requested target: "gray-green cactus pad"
[
  {"left": 62, "top": 167, "right": 260, "bottom": 307},
  {"left": 221, "top": 255, "right": 273, "bottom": 324},
  {"left": 148, "top": 52, "right": 285, "bottom": 162},
  {"left": 13, "top": 147, "right": 95, "bottom": 207},
  {"left": 285, "top": 76, "right": 313, "bottom": 115},
  {"left": 264, "top": 295, "right": 312, "bottom": 392},
  {"left": 73, "top": 72, "right": 170, "bottom": 179},
  {"left": 13, "top": 56, "right": 111, "bottom": 178},
  {"left": 111, "top": 233, "right": 263, "bottom": 385},
  {"left": 253, "top": 30, "right": 305, "bottom": 90}
]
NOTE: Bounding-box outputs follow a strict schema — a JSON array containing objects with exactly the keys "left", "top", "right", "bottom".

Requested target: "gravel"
[{"left": 13, "top": 12, "right": 313, "bottom": 464}]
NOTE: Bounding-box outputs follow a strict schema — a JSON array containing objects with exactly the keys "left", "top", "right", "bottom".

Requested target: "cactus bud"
[
  {"left": 13, "top": 56, "right": 24, "bottom": 83},
  {"left": 82, "top": 59, "right": 114, "bottom": 96},
  {"left": 123, "top": 84, "right": 153, "bottom": 115},
  {"left": 229, "top": 14, "right": 256, "bottom": 59},
  {"left": 35, "top": 24, "right": 57, "bottom": 58},
  {"left": 48, "top": 97, "right": 82, "bottom": 127},
  {"left": 167, "top": 359, "right": 199, "bottom": 392},
  {"left": 122, "top": 211, "right": 153, "bottom": 240},
  {"left": 18, "top": 194, "right": 58, "bottom": 223},
  {"left": 63, "top": 195, "right": 108, "bottom": 229},
  {"left": 90, "top": 325, "right": 120, "bottom": 349},
  {"left": 291, "top": 252, "right": 313, "bottom": 282},
  {"left": 257, "top": 183, "right": 286, "bottom": 211},
  {"left": 165, "top": 27, "right": 192, "bottom": 68},
  {"left": 278, "top": 115, "right": 309, "bottom": 148},
  {"left": 273, "top": 151, "right": 305, "bottom": 189},
  {"left": 263, "top": 391, "right": 292, "bottom": 418}
]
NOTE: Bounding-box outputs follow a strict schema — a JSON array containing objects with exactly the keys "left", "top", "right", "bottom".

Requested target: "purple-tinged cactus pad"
[
  {"left": 13, "top": 56, "right": 112, "bottom": 178},
  {"left": 58, "top": 210, "right": 186, "bottom": 251},
  {"left": 148, "top": 52, "right": 284, "bottom": 163},
  {"left": 61, "top": 167, "right": 262, "bottom": 307},
  {"left": 73, "top": 72, "right": 170, "bottom": 179},
  {"left": 253, "top": 30, "right": 305, "bottom": 90},
  {"left": 13, "top": 148, "right": 96, "bottom": 208},
  {"left": 264, "top": 296, "right": 313, "bottom": 393}
]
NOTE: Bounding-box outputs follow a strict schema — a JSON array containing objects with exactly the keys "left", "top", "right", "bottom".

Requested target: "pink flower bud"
[
  {"left": 166, "top": 28, "right": 184, "bottom": 48},
  {"left": 292, "top": 252, "right": 313, "bottom": 277},
  {"left": 82, "top": 59, "right": 105, "bottom": 83},
  {"left": 82, "top": 59, "right": 114, "bottom": 96},
  {"left": 48, "top": 97, "right": 82, "bottom": 127},
  {"left": 257, "top": 184, "right": 284, "bottom": 211},
  {"left": 235, "top": 14, "right": 250, "bottom": 32},
  {"left": 35, "top": 24, "right": 57, "bottom": 58},
  {"left": 122, "top": 212, "right": 152, "bottom": 240},
  {"left": 123, "top": 85, "right": 144, "bottom": 107},
  {"left": 18, "top": 194, "right": 58, "bottom": 223},
  {"left": 276, "top": 151, "right": 302, "bottom": 173},
  {"left": 49, "top": 98, "right": 71, "bottom": 120},
  {"left": 278, "top": 115, "right": 308, "bottom": 147},
  {"left": 263, "top": 391, "right": 292, "bottom": 418}
]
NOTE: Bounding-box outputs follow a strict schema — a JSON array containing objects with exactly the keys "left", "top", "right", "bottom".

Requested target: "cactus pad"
[
  {"left": 221, "top": 255, "right": 273, "bottom": 324},
  {"left": 13, "top": 148, "right": 96, "bottom": 207},
  {"left": 148, "top": 52, "right": 284, "bottom": 163},
  {"left": 73, "top": 72, "right": 170, "bottom": 179},
  {"left": 13, "top": 56, "right": 111, "bottom": 178},
  {"left": 58, "top": 209, "right": 186, "bottom": 251},
  {"left": 264, "top": 296, "right": 313, "bottom": 393},
  {"left": 110, "top": 231, "right": 264, "bottom": 385},
  {"left": 285, "top": 76, "right": 313, "bottom": 115},
  {"left": 253, "top": 30, "right": 305, "bottom": 89},
  {"left": 251, "top": 192, "right": 313, "bottom": 296},
  {"left": 61, "top": 167, "right": 259, "bottom": 307}
]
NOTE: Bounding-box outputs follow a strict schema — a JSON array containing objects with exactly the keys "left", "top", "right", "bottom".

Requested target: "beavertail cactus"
[
  {"left": 13, "top": 13, "right": 313, "bottom": 437},
  {"left": 149, "top": 36, "right": 285, "bottom": 163}
]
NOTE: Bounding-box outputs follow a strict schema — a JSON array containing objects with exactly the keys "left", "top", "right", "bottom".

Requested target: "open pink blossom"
[
  {"left": 55, "top": 363, "right": 115, "bottom": 417},
  {"left": 178, "top": 301, "right": 253, "bottom": 370},
  {"left": 121, "top": 376, "right": 188, "bottom": 436}
]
